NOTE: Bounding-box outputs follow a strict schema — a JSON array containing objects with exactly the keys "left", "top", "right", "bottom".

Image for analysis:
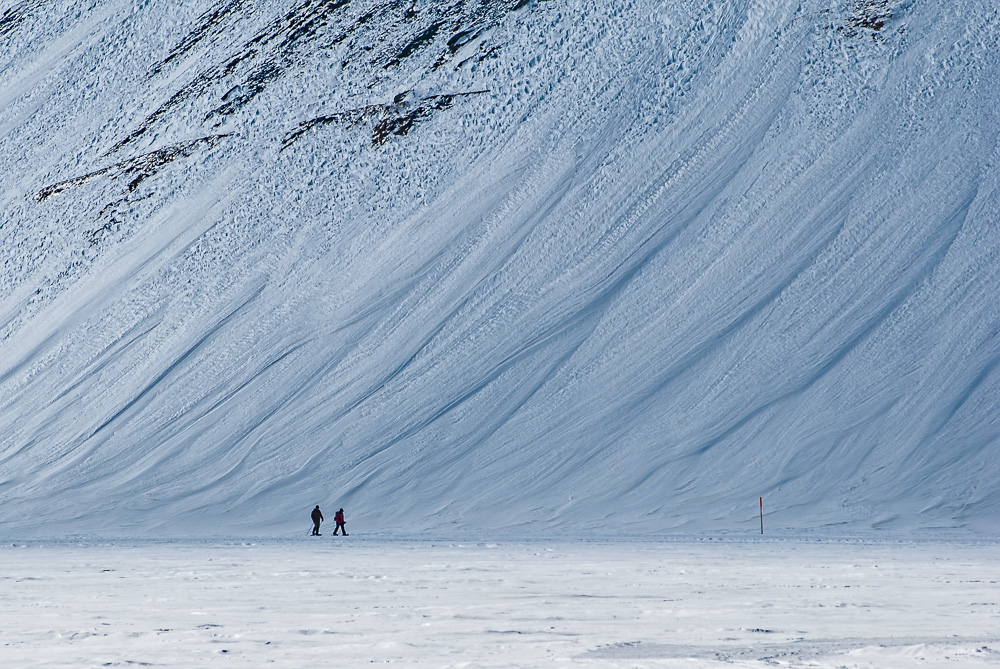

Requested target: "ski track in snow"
[
  {"left": 1, "top": 0, "right": 1000, "bottom": 536},
  {"left": 1, "top": 539, "right": 999, "bottom": 668}
]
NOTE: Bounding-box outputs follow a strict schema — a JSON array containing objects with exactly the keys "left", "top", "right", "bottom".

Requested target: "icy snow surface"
[
  {"left": 2, "top": 538, "right": 999, "bottom": 667},
  {"left": 1, "top": 0, "right": 1000, "bottom": 536}
]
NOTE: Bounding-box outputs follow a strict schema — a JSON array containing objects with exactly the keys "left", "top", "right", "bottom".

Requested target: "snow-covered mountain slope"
[{"left": 1, "top": 0, "right": 999, "bottom": 537}]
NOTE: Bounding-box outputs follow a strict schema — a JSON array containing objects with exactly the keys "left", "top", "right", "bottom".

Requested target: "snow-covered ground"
[
  {"left": 2, "top": 538, "right": 998, "bottom": 668},
  {"left": 5, "top": 2, "right": 998, "bottom": 661}
]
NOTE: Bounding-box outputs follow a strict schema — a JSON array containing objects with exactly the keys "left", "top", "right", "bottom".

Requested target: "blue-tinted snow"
[{"left": 1, "top": 0, "right": 998, "bottom": 537}]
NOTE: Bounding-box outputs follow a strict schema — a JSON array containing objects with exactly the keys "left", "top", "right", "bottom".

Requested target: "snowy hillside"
[{"left": 1, "top": 0, "right": 998, "bottom": 537}]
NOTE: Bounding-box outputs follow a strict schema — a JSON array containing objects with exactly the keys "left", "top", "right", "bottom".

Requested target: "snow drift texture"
[{"left": 1, "top": 0, "right": 999, "bottom": 537}]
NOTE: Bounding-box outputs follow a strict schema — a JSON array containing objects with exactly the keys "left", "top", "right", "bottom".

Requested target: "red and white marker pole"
[{"left": 759, "top": 496, "right": 764, "bottom": 535}]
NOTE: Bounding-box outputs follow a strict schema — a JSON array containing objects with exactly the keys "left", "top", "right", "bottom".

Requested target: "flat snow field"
[{"left": 1, "top": 538, "right": 998, "bottom": 668}]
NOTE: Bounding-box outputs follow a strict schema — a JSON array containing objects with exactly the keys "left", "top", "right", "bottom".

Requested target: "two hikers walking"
[{"left": 310, "top": 506, "right": 347, "bottom": 536}]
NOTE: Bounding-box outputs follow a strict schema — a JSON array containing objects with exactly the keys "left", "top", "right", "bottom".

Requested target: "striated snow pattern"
[{"left": 1, "top": 0, "right": 999, "bottom": 536}]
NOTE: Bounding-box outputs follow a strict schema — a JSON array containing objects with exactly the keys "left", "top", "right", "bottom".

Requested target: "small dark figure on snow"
[
  {"left": 311, "top": 505, "right": 324, "bottom": 536},
  {"left": 333, "top": 508, "right": 348, "bottom": 536}
]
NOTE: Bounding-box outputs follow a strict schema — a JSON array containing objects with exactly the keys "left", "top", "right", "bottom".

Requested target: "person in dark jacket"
[
  {"left": 311, "top": 505, "right": 324, "bottom": 536},
  {"left": 333, "top": 508, "right": 348, "bottom": 536}
]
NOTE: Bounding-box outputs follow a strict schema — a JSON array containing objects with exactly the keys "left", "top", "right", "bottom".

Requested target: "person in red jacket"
[{"left": 333, "top": 508, "right": 348, "bottom": 536}]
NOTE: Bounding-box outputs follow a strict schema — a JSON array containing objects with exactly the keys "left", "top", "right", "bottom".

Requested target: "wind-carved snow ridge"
[
  {"left": 36, "top": 135, "right": 230, "bottom": 203},
  {"left": 281, "top": 89, "right": 490, "bottom": 149},
  {"left": 0, "top": 0, "right": 999, "bottom": 537}
]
